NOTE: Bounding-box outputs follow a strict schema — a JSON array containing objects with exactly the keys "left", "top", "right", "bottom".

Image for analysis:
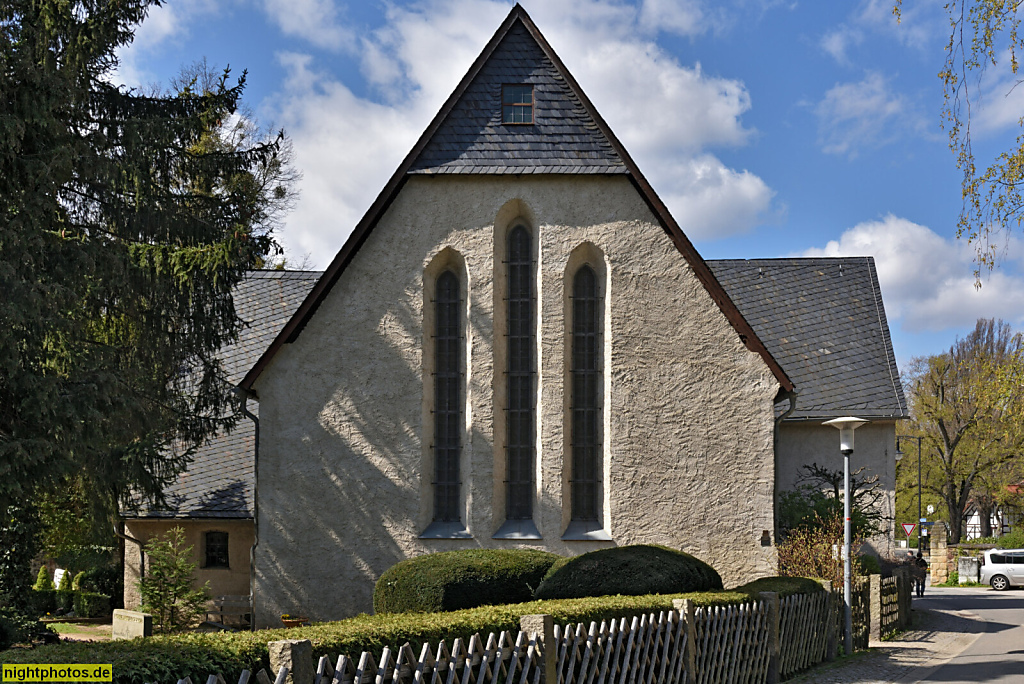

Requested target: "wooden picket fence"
[
  {"left": 692, "top": 602, "right": 771, "bottom": 683},
  {"left": 777, "top": 590, "right": 839, "bottom": 680},
  {"left": 877, "top": 575, "right": 901, "bottom": 638},
  {"left": 553, "top": 611, "right": 688, "bottom": 684},
  {"left": 170, "top": 578, "right": 912, "bottom": 684}
]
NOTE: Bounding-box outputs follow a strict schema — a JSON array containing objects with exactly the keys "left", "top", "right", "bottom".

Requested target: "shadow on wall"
[{"left": 255, "top": 256, "right": 501, "bottom": 623}]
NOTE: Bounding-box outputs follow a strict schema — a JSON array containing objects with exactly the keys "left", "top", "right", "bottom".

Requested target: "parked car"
[{"left": 980, "top": 548, "right": 1024, "bottom": 590}]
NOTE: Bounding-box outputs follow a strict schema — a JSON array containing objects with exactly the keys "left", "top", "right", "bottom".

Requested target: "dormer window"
[{"left": 502, "top": 84, "right": 534, "bottom": 124}]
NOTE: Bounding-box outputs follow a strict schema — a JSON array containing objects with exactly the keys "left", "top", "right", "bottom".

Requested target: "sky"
[{"left": 113, "top": 0, "right": 1024, "bottom": 373}]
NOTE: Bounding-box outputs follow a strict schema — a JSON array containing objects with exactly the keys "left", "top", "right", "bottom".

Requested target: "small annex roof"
[
  {"left": 707, "top": 257, "right": 908, "bottom": 421},
  {"left": 123, "top": 270, "right": 321, "bottom": 519},
  {"left": 240, "top": 4, "right": 793, "bottom": 396}
]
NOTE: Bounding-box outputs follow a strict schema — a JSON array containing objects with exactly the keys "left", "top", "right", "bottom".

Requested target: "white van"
[{"left": 980, "top": 548, "right": 1024, "bottom": 590}]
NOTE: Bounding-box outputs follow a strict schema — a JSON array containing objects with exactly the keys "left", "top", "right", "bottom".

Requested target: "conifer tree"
[{"left": 0, "top": 1, "right": 287, "bottom": 518}]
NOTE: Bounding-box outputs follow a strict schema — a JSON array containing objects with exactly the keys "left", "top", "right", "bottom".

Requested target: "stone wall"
[{"left": 252, "top": 175, "right": 781, "bottom": 625}]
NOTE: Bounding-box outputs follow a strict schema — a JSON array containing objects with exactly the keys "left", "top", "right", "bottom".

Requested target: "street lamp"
[
  {"left": 895, "top": 436, "right": 924, "bottom": 551},
  {"left": 824, "top": 416, "right": 869, "bottom": 656}
]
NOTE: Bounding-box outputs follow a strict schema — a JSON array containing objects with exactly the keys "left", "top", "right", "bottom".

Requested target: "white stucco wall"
[
  {"left": 252, "top": 175, "right": 781, "bottom": 625},
  {"left": 775, "top": 420, "right": 897, "bottom": 556}
]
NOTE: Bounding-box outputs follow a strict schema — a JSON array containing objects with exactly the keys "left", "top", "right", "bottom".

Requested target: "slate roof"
[
  {"left": 707, "top": 257, "right": 907, "bottom": 421},
  {"left": 126, "top": 270, "right": 321, "bottom": 519},
  {"left": 408, "top": 21, "right": 627, "bottom": 175}
]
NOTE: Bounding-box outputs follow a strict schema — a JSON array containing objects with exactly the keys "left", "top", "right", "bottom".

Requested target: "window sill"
[
  {"left": 492, "top": 519, "right": 542, "bottom": 540},
  {"left": 561, "top": 520, "right": 613, "bottom": 541},
  {"left": 419, "top": 521, "right": 473, "bottom": 539}
]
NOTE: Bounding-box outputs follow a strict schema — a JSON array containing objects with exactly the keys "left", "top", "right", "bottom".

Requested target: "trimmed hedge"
[
  {"left": 535, "top": 545, "right": 722, "bottom": 600},
  {"left": 373, "top": 549, "right": 562, "bottom": 614},
  {"left": 0, "top": 591, "right": 750, "bottom": 683},
  {"left": 733, "top": 577, "right": 824, "bottom": 598},
  {"left": 73, "top": 593, "right": 111, "bottom": 619}
]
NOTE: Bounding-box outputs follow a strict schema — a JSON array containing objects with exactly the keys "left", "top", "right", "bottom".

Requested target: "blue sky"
[{"left": 114, "top": 0, "right": 1024, "bottom": 372}]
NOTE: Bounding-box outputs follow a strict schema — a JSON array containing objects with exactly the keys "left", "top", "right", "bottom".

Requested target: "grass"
[{"left": 48, "top": 621, "right": 111, "bottom": 641}]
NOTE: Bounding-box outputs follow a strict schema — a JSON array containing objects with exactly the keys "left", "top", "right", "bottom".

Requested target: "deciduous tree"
[
  {"left": 904, "top": 318, "right": 1024, "bottom": 542},
  {"left": 895, "top": 0, "right": 1024, "bottom": 273}
]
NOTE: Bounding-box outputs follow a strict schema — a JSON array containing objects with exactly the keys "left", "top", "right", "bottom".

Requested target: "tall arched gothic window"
[
  {"left": 506, "top": 225, "right": 535, "bottom": 521},
  {"left": 571, "top": 265, "right": 600, "bottom": 522},
  {"left": 433, "top": 270, "right": 461, "bottom": 522}
]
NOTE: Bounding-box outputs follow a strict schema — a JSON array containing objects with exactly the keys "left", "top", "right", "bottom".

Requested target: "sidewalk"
[{"left": 787, "top": 598, "right": 983, "bottom": 684}]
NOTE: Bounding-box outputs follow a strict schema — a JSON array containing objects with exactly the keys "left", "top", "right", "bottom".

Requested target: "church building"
[{"left": 235, "top": 4, "right": 906, "bottom": 625}]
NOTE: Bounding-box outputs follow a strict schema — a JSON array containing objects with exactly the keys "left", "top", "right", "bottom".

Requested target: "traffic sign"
[{"left": 901, "top": 523, "right": 917, "bottom": 537}]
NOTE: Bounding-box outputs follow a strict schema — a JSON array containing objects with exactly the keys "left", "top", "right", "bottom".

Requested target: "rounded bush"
[
  {"left": 534, "top": 545, "right": 722, "bottom": 600},
  {"left": 374, "top": 549, "right": 563, "bottom": 614}
]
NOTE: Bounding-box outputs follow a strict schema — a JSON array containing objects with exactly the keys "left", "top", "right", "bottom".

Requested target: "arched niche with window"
[
  {"left": 562, "top": 244, "right": 612, "bottom": 541},
  {"left": 420, "top": 248, "right": 471, "bottom": 539},
  {"left": 493, "top": 217, "right": 542, "bottom": 540}
]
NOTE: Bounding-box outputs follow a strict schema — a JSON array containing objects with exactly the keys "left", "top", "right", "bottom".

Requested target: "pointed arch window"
[
  {"left": 571, "top": 265, "right": 600, "bottom": 522},
  {"left": 433, "top": 270, "right": 461, "bottom": 522},
  {"left": 506, "top": 225, "right": 535, "bottom": 521}
]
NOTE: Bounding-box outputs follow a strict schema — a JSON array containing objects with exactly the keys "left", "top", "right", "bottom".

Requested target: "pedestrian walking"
[{"left": 913, "top": 551, "right": 928, "bottom": 597}]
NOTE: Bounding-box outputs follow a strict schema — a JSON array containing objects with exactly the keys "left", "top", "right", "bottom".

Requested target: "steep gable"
[
  {"left": 409, "top": 21, "right": 626, "bottom": 175},
  {"left": 240, "top": 4, "right": 792, "bottom": 396}
]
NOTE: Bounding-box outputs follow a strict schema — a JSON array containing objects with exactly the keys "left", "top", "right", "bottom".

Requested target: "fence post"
[
  {"left": 268, "top": 639, "right": 313, "bottom": 684},
  {"left": 758, "top": 592, "right": 781, "bottom": 684},
  {"left": 897, "top": 567, "right": 912, "bottom": 628},
  {"left": 868, "top": 574, "right": 882, "bottom": 642},
  {"left": 672, "top": 599, "right": 697, "bottom": 684},
  {"left": 521, "top": 614, "right": 555, "bottom": 684},
  {"left": 821, "top": 581, "right": 837, "bottom": 662}
]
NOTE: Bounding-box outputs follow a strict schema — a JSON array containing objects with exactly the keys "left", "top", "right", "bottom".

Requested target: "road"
[{"left": 914, "top": 586, "right": 1024, "bottom": 683}]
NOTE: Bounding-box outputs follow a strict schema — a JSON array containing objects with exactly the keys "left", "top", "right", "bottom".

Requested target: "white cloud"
[
  {"left": 112, "top": 0, "right": 219, "bottom": 88},
  {"left": 802, "top": 214, "right": 1024, "bottom": 332},
  {"left": 261, "top": 0, "right": 354, "bottom": 51},
  {"left": 972, "top": 61, "right": 1024, "bottom": 136},
  {"left": 814, "top": 72, "right": 927, "bottom": 157},
  {"left": 272, "top": 0, "right": 778, "bottom": 264},
  {"left": 820, "top": 26, "right": 863, "bottom": 64},
  {"left": 638, "top": 0, "right": 705, "bottom": 37}
]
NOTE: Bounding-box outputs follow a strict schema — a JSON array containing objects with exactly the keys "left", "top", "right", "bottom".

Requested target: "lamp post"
[
  {"left": 824, "top": 416, "right": 869, "bottom": 656},
  {"left": 895, "top": 436, "right": 924, "bottom": 550}
]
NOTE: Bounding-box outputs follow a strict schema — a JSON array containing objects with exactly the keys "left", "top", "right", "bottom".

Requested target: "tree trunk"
[{"left": 978, "top": 500, "right": 994, "bottom": 538}]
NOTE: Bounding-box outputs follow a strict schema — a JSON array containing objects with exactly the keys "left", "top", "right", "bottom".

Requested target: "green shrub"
[
  {"left": 733, "top": 577, "right": 825, "bottom": 598},
  {"left": 74, "top": 592, "right": 111, "bottom": 618},
  {"left": 534, "top": 545, "right": 722, "bottom": 600},
  {"left": 0, "top": 606, "right": 37, "bottom": 650},
  {"left": 78, "top": 564, "right": 121, "bottom": 598},
  {"left": 32, "top": 567, "right": 54, "bottom": 592},
  {"left": 57, "top": 569, "right": 71, "bottom": 592},
  {"left": 139, "top": 527, "right": 209, "bottom": 633},
  {"left": 56, "top": 590, "right": 74, "bottom": 614},
  {"left": 374, "top": 549, "right": 562, "bottom": 614},
  {"left": 28, "top": 590, "right": 55, "bottom": 616},
  {"left": 72, "top": 571, "right": 86, "bottom": 591}
]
